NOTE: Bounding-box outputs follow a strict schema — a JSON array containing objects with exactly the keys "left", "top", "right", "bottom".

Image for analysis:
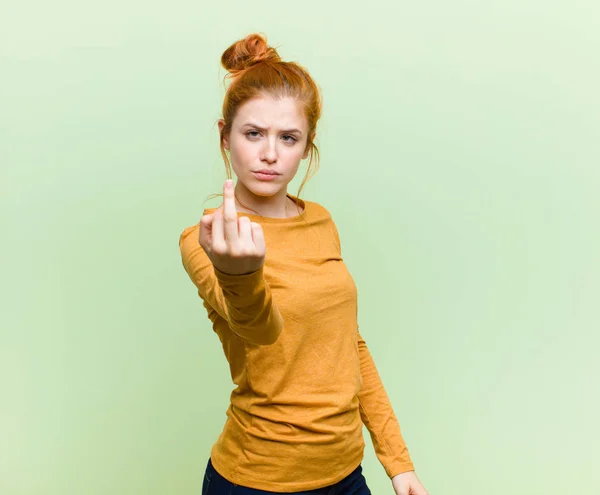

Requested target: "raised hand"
[{"left": 198, "top": 179, "right": 266, "bottom": 276}]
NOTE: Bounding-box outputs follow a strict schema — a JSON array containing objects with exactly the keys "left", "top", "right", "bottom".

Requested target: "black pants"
[{"left": 202, "top": 457, "right": 372, "bottom": 495}]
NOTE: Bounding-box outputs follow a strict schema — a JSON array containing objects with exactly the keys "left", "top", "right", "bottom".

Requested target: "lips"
[
  {"left": 253, "top": 170, "right": 280, "bottom": 181},
  {"left": 254, "top": 170, "right": 280, "bottom": 175}
]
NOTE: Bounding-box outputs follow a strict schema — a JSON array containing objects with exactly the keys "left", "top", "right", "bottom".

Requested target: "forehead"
[{"left": 234, "top": 95, "right": 307, "bottom": 130}]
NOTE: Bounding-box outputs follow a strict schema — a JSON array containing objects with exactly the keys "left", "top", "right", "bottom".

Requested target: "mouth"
[
  {"left": 254, "top": 170, "right": 280, "bottom": 175},
  {"left": 253, "top": 171, "right": 280, "bottom": 181}
]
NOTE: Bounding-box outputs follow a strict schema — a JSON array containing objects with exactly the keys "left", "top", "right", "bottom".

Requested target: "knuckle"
[
  {"left": 228, "top": 246, "right": 244, "bottom": 258},
  {"left": 233, "top": 244, "right": 254, "bottom": 258},
  {"left": 211, "top": 244, "right": 227, "bottom": 256}
]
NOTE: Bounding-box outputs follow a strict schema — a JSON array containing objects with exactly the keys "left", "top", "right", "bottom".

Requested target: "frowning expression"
[{"left": 220, "top": 94, "right": 310, "bottom": 194}]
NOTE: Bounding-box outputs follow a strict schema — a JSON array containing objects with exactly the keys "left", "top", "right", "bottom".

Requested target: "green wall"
[{"left": 2, "top": 1, "right": 599, "bottom": 493}]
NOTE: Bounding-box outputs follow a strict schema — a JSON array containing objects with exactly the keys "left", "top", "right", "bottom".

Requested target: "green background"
[{"left": 2, "top": 1, "right": 599, "bottom": 494}]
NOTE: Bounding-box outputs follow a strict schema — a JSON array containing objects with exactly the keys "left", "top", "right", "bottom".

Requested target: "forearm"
[
  {"left": 180, "top": 225, "right": 284, "bottom": 345},
  {"left": 357, "top": 327, "right": 415, "bottom": 478}
]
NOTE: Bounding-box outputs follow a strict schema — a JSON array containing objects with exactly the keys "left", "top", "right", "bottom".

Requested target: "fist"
[{"left": 198, "top": 179, "right": 266, "bottom": 276}]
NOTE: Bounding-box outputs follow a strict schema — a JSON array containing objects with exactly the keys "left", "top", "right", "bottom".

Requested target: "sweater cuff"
[
  {"left": 213, "top": 265, "right": 264, "bottom": 285},
  {"left": 387, "top": 460, "right": 416, "bottom": 479}
]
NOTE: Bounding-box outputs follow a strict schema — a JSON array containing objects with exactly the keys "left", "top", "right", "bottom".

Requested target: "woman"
[{"left": 179, "top": 33, "right": 428, "bottom": 495}]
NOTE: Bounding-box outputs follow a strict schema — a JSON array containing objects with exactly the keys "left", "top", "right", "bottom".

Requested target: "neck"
[{"left": 233, "top": 181, "right": 292, "bottom": 218}]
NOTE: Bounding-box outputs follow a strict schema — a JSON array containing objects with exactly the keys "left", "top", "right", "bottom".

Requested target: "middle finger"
[{"left": 222, "top": 179, "right": 239, "bottom": 243}]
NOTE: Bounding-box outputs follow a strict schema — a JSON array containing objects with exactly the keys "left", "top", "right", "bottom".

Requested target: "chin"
[
  {"left": 245, "top": 178, "right": 287, "bottom": 195},
  {"left": 249, "top": 186, "right": 283, "bottom": 198}
]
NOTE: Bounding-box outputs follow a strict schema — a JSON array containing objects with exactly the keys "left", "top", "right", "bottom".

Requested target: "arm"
[
  {"left": 357, "top": 325, "right": 415, "bottom": 478},
  {"left": 179, "top": 224, "right": 284, "bottom": 346},
  {"left": 330, "top": 214, "right": 419, "bottom": 482}
]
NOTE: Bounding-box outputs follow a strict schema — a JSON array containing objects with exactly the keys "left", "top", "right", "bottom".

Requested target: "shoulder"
[
  {"left": 179, "top": 223, "right": 199, "bottom": 250},
  {"left": 306, "top": 200, "right": 341, "bottom": 238},
  {"left": 302, "top": 199, "right": 343, "bottom": 250},
  {"left": 178, "top": 223, "right": 210, "bottom": 270},
  {"left": 303, "top": 198, "right": 335, "bottom": 221}
]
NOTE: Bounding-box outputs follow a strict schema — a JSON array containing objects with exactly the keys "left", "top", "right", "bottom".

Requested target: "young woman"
[{"left": 179, "top": 33, "right": 429, "bottom": 495}]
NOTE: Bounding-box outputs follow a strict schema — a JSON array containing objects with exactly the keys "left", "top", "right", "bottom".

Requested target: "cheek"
[
  {"left": 289, "top": 147, "right": 306, "bottom": 163},
  {"left": 230, "top": 140, "right": 254, "bottom": 162},
  {"left": 230, "top": 139, "right": 305, "bottom": 166}
]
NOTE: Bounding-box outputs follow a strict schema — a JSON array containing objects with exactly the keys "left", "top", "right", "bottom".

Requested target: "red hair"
[{"left": 207, "top": 33, "right": 323, "bottom": 215}]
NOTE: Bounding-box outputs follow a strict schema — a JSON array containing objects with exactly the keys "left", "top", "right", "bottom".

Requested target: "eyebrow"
[{"left": 241, "top": 122, "right": 303, "bottom": 135}]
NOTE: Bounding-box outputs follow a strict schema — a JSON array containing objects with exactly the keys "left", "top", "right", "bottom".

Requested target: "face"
[{"left": 219, "top": 93, "right": 311, "bottom": 198}]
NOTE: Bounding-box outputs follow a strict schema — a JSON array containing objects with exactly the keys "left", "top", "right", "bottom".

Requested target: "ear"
[{"left": 218, "top": 119, "right": 230, "bottom": 150}]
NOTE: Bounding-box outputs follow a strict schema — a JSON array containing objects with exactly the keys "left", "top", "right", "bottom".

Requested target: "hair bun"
[{"left": 221, "top": 33, "right": 281, "bottom": 75}]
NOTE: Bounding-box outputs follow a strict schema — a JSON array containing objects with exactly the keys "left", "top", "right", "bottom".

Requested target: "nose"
[{"left": 260, "top": 138, "right": 278, "bottom": 163}]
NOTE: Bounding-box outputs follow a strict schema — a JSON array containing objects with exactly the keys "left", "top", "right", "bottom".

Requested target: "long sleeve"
[
  {"left": 179, "top": 224, "right": 284, "bottom": 345},
  {"left": 357, "top": 325, "right": 415, "bottom": 478},
  {"left": 329, "top": 217, "right": 415, "bottom": 478}
]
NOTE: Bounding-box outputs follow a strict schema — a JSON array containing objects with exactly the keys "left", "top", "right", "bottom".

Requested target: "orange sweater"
[{"left": 179, "top": 193, "right": 414, "bottom": 492}]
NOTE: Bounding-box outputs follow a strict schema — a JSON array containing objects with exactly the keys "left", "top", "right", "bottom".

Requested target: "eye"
[{"left": 245, "top": 131, "right": 297, "bottom": 143}]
